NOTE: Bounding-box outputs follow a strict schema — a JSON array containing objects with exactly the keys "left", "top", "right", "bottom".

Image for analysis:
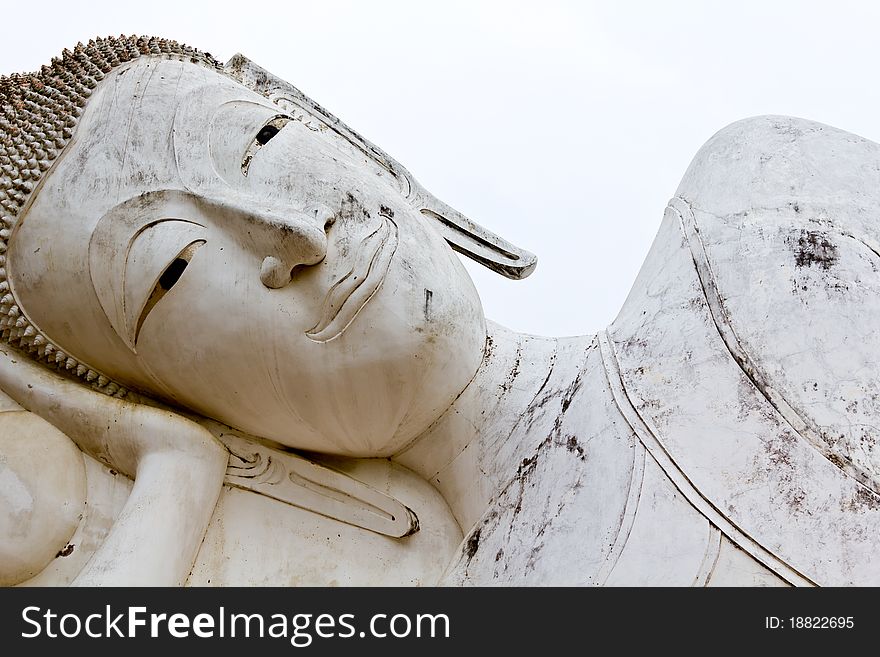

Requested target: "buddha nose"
[{"left": 258, "top": 206, "right": 334, "bottom": 289}]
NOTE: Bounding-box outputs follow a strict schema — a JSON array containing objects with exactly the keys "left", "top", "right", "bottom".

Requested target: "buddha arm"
[{"left": 0, "top": 348, "right": 228, "bottom": 586}]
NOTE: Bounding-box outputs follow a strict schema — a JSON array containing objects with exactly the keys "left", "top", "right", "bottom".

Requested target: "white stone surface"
[
  {"left": 1, "top": 39, "right": 878, "bottom": 586},
  {"left": 0, "top": 404, "right": 86, "bottom": 585}
]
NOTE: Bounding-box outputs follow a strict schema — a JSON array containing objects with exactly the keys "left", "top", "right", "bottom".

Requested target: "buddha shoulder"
[
  {"left": 601, "top": 117, "right": 880, "bottom": 584},
  {"left": 670, "top": 114, "right": 880, "bottom": 483}
]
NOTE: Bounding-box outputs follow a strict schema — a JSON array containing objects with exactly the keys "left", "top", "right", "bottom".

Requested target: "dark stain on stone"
[
  {"left": 511, "top": 436, "right": 552, "bottom": 517},
  {"left": 843, "top": 486, "right": 880, "bottom": 512},
  {"left": 423, "top": 289, "right": 433, "bottom": 320},
  {"left": 464, "top": 527, "right": 481, "bottom": 560},
  {"left": 501, "top": 345, "right": 523, "bottom": 393},
  {"left": 518, "top": 452, "right": 540, "bottom": 481},
  {"left": 767, "top": 442, "right": 791, "bottom": 468},
  {"left": 521, "top": 352, "right": 558, "bottom": 430},
  {"left": 623, "top": 335, "right": 649, "bottom": 352},
  {"left": 560, "top": 371, "right": 583, "bottom": 414},
  {"left": 484, "top": 334, "right": 495, "bottom": 360},
  {"left": 564, "top": 435, "right": 587, "bottom": 461},
  {"left": 793, "top": 230, "right": 838, "bottom": 269},
  {"left": 55, "top": 543, "right": 74, "bottom": 558},
  {"left": 764, "top": 429, "right": 798, "bottom": 472},
  {"left": 528, "top": 546, "right": 542, "bottom": 568},
  {"left": 787, "top": 487, "right": 807, "bottom": 514}
]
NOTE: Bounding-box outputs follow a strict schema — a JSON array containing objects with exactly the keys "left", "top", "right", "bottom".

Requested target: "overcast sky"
[{"left": 2, "top": 1, "right": 878, "bottom": 336}]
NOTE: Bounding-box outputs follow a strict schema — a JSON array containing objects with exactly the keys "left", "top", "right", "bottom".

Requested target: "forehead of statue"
[
  {"left": 0, "top": 59, "right": 244, "bottom": 388},
  {"left": 35, "top": 58, "right": 272, "bottom": 225}
]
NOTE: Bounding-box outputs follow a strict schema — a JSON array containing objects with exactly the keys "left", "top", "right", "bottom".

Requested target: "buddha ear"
[
  {"left": 225, "top": 54, "right": 538, "bottom": 280},
  {"left": 414, "top": 194, "right": 537, "bottom": 280}
]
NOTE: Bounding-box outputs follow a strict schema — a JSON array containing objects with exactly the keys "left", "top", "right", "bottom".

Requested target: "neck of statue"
[{"left": 394, "top": 320, "right": 595, "bottom": 534}]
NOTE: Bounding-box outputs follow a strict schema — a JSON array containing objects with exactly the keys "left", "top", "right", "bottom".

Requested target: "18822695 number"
[{"left": 790, "top": 617, "right": 853, "bottom": 629}]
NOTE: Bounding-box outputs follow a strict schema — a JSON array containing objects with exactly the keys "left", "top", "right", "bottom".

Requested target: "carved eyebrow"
[{"left": 241, "top": 115, "right": 291, "bottom": 176}]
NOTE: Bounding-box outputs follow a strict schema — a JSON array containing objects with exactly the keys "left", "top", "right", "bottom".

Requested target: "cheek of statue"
[{"left": 125, "top": 195, "right": 487, "bottom": 457}]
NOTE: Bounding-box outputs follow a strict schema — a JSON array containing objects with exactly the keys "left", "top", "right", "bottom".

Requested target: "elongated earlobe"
[
  {"left": 225, "top": 54, "right": 538, "bottom": 280},
  {"left": 416, "top": 196, "right": 537, "bottom": 280}
]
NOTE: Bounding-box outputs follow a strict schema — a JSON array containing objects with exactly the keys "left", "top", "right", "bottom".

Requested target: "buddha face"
[{"left": 8, "top": 57, "right": 486, "bottom": 456}]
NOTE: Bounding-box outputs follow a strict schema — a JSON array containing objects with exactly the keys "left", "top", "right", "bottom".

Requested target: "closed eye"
[
  {"left": 242, "top": 115, "right": 291, "bottom": 176},
  {"left": 134, "top": 239, "right": 205, "bottom": 346}
]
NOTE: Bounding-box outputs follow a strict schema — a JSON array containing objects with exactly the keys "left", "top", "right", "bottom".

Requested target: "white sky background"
[{"left": 2, "top": 0, "right": 879, "bottom": 337}]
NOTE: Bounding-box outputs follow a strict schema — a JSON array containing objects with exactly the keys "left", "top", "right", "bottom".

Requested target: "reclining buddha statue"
[{"left": 2, "top": 36, "right": 879, "bottom": 587}]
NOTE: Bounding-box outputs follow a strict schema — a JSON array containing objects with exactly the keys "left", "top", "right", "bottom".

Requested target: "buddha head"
[{"left": 0, "top": 36, "right": 535, "bottom": 457}]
